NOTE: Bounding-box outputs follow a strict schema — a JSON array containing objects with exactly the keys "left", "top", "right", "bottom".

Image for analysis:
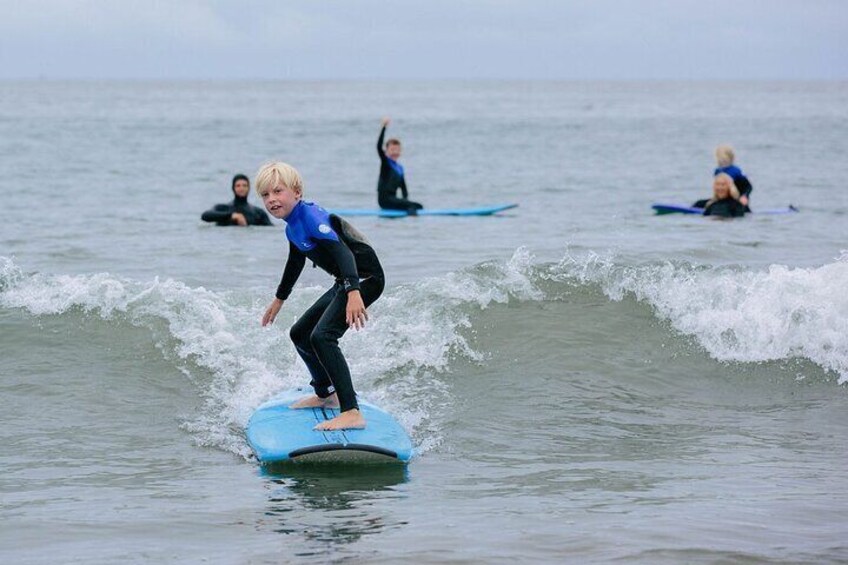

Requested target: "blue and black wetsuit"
[
  {"left": 377, "top": 126, "right": 423, "bottom": 212},
  {"left": 276, "top": 200, "right": 384, "bottom": 413},
  {"left": 201, "top": 175, "right": 273, "bottom": 226}
]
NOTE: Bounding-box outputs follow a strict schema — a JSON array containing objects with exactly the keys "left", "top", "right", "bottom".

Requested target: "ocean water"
[{"left": 1, "top": 81, "right": 847, "bottom": 564}]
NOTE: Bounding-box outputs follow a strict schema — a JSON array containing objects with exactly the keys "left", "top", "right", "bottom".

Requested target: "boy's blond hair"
[
  {"left": 255, "top": 161, "right": 304, "bottom": 197},
  {"left": 715, "top": 144, "right": 735, "bottom": 168}
]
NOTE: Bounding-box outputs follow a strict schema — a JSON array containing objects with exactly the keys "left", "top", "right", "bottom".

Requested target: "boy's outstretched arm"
[
  {"left": 377, "top": 118, "right": 389, "bottom": 159},
  {"left": 263, "top": 243, "right": 306, "bottom": 326}
]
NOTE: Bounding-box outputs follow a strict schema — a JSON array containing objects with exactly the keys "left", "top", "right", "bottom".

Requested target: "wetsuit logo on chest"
[{"left": 318, "top": 223, "right": 332, "bottom": 234}]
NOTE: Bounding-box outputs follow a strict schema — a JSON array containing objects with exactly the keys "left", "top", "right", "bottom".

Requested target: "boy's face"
[
  {"left": 260, "top": 183, "right": 301, "bottom": 219},
  {"left": 386, "top": 142, "right": 402, "bottom": 160}
]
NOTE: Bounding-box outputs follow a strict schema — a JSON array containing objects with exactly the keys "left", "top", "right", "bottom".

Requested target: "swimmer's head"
[
  {"left": 231, "top": 174, "right": 250, "bottom": 198},
  {"left": 385, "top": 138, "right": 402, "bottom": 160}
]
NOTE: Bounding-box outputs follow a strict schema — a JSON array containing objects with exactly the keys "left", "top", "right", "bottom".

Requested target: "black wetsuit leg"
[
  {"left": 378, "top": 195, "right": 424, "bottom": 213},
  {"left": 288, "top": 276, "right": 385, "bottom": 412},
  {"left": 290, "top": 286, "right": 337, "bottom": 398}
]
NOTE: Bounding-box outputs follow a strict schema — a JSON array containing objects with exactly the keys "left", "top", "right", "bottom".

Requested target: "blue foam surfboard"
[
  {"left": 329, "top": 203, "right": 518, "bottom": 218},
  {"left": 246, "top": 388, "right": 414, "bottom": 464},
  {"left": 652, "top": 203, "right": 799, "bottom": 216}
]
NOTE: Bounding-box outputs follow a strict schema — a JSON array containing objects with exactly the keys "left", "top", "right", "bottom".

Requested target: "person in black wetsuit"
[
  {"left": 377, "top": 117, "right": 424, "bottom": 213},
  {"left": 257, "top": 162, "right": 384, "bottom": 431},
  {"left": 201, "top": 174, "right": 273, "bottom": 226},
  {"left": 703, "top": 173, "right": 747, "bottom": 218}
]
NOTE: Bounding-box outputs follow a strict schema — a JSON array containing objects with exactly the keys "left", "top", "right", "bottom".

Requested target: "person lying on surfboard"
[
  {"left": 257, "top": 161, "right": 384, "bottom": 431},
  {"left": 377, "top": 117, "right": 424, "bottom": 213}
]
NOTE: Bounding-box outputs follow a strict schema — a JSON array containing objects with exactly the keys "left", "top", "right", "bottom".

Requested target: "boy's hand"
[
  {"left": 262, "top": 298, "right": 284, "bottom": 327},
  {"left": 739, "top": 195, "right": 749, "bottom": 206},
  {"left": 380, "top": 117, "right": 391, "bottom": 127},
  {"left": 345, "top": 290, "right": 369, "bottom": 330}
]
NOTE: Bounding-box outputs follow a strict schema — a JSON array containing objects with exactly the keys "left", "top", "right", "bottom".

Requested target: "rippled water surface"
[{"left": 1, "top": 81, "right": 847, "bottom": 563}]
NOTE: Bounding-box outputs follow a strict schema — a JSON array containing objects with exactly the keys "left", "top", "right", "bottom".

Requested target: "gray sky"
[{"left": 1, "top": 0, "right": 845, "bottom": 80}]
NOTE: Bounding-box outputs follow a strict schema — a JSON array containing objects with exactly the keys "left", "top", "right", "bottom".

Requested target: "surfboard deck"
[
  {"left": 246, "top": 388, "right": 414, "bottom": 464},
  {"left": 329, "top": 203, "right": 518, "bottom": 218},
  {"left": 652, "top": 203, "right": 799, "bottom": 216}
]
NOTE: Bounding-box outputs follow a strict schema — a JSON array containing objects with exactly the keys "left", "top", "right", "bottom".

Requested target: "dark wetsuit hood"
[{"left": 232, "top": 173, "right": 251, "bottom": 205}]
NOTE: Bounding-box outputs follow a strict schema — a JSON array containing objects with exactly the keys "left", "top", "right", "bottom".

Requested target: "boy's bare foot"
[
  {"left": 289, "top": 393, "right": 339, "bottom": 409},
  {"left": 314, "top": 409, "right": 366, "bottom": 431}
]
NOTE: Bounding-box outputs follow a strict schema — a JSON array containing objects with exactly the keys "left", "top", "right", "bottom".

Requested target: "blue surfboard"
[
  {"left": 246, "top": 388, "right": 414, "bottom": 464},
  {"left": 329, "top": 203, "right": 518, "bottom": 218},
  {"left": 652, "top": 203, "right": 798, "bottom": 216}
]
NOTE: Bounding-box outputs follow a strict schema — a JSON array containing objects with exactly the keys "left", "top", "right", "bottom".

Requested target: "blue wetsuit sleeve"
[
  {"left": 314, "top": 238, "right": 361, "bottom": 293},
  {"left": 276, "top": 242, "right": 306, "bottom": 300}
]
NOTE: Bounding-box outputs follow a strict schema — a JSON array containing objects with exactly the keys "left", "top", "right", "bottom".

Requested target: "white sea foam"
[
  {"left": 6, "top": 247, "right": 844, "bottom": 463},
  {"left": 0, "top": 252, "right": 543, "bottom": 457},
  {"left": 551, "top": 251, "right": 848, "bottom": 384},
  {"left": 0, "top": 259, "right": 288, "bottom": 456}
]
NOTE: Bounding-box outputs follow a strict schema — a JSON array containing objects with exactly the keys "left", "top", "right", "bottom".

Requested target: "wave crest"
[{"left": 547, "top": 251, "right": 848, "bottom": 384}]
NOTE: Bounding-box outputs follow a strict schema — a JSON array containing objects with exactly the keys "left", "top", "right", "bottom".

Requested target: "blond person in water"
[
  {"left": 257, "top": 162, "right": 385, "bottom": 431},
  {"left": 703, "top": 173, "right": 747, "bottom": 218}
]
